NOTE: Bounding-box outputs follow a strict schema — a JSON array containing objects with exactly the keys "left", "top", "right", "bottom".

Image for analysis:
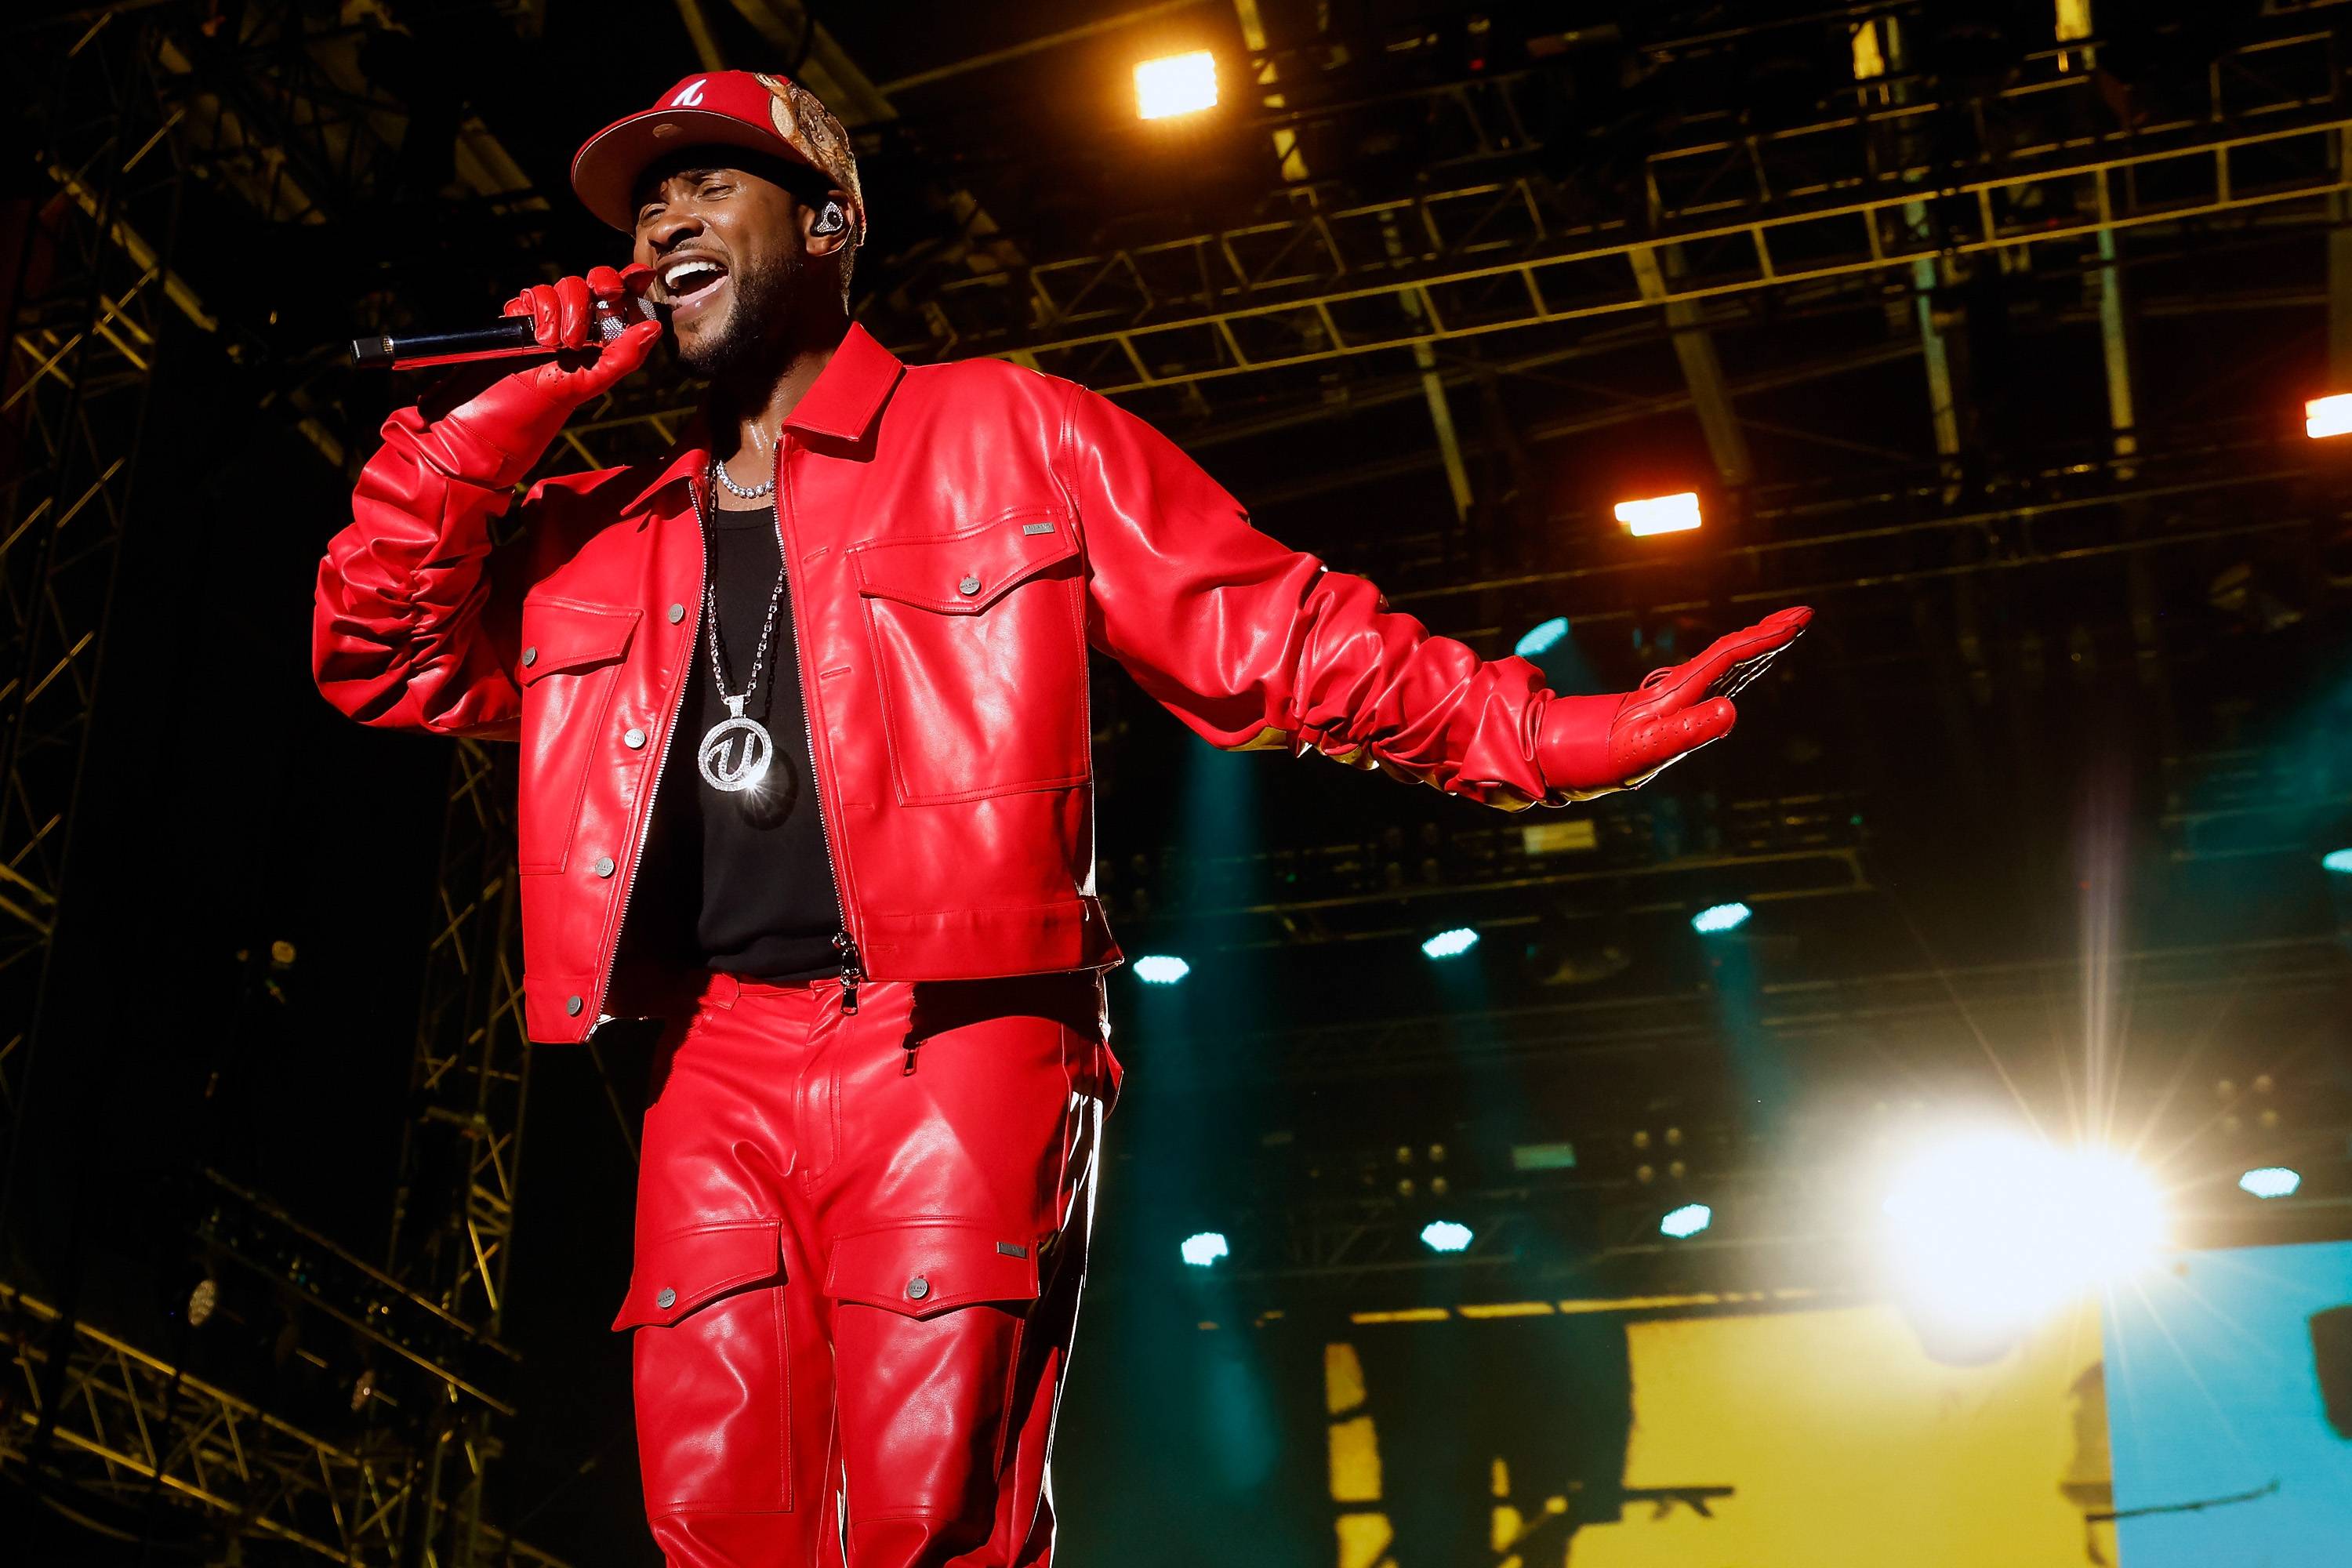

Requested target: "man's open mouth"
[{"left": 656, "top": 254, "right": 729, "bottom": 314}]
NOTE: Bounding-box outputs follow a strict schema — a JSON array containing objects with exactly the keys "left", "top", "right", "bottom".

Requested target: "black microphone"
[{"left": 351, "top": 294, "right": 660, "bottom": 370}]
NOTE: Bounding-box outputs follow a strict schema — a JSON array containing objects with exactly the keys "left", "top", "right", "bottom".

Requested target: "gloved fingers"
[
  {"left": 553, "top": 274, "right": 595, "bottom": 349},
  {"left": 506, "top": 284, "right": 561, "bottom": 348},
  {"left": 568, "top": 317, "right": 662, "bottom": 397},
  {"left": 1611, "top": 695, "right": 1737, "bottom": 778},
  {"left": 1645, "top": 606, "right": 1813, "bottom": 712}
]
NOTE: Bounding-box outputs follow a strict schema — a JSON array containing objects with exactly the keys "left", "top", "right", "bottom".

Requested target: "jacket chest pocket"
[
  {"left": 850, "top": 512, "right": 1088, "bottom": 806},
  {"left": 516, "top": 597, "right": 640, "bottom": 873}
]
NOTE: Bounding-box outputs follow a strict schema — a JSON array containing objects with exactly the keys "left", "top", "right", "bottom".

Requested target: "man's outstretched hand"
[{"left": 1536, "top": 606, "right": 1813, "bottom": 799}]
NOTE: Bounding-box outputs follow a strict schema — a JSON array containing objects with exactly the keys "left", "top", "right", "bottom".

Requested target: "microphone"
[{"left": 351, "top": 293, "right": 660, "bottom": 370}]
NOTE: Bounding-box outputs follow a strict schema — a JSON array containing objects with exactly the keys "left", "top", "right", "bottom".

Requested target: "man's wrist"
[{"left": 1536, "top": 691, "right": 1627, "bottom": 798}]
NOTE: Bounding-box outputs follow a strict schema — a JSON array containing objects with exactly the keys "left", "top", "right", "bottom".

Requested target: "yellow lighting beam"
[
  {"left": 1136, "top": 51, "right": 1218, "bottom": 120},
  {"left": 2307, "top": 394, "right": 2352, "bottom": 439},
  {"left": 1614, "top": 492, "right": 1703, "bottom": 536}
]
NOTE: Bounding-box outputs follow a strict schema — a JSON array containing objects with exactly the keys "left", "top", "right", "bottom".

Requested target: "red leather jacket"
[{"left": 315, "top": 325, "right": 1583, "bottom": 1044}]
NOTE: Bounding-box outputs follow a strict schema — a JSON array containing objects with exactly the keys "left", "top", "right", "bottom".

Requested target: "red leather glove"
[
  {"left": 437, "top": 264, "right": 662, "bottom": 467},
  {"left": 1537, "top": 605, "right": 1812, "bottom": 799}
]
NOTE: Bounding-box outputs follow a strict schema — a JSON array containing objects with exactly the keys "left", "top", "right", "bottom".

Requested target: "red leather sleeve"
[
  {"left": 1062, "top": 383, "right": 1560, "bottom": 809},
  {"left": 310, "top": 388, "right": 572, "bottom": 739}
]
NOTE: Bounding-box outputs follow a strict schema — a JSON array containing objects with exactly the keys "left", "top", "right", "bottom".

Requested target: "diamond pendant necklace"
[{"left": 695, "top": 466, "right": 788, "bottom": 794}]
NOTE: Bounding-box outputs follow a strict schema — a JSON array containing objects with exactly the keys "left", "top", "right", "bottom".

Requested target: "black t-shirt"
[{"left": 635, "top": 501, "right": 845, "bottom": 984}]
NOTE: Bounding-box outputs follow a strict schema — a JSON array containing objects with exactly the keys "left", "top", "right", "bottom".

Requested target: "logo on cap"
[{"left": 670, "top": 78, "right": 706, "bottom": 107}]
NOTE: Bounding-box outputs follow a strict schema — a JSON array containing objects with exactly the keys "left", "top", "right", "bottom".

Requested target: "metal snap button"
[
  {"left": 521, "top": 646, "right": 538, "bottom": 666},
  {"left": 906, "top": 1276, "right": 931, "bottom": 1301},
  {"left": 668, "top": 603, "right": 687, "bottom": 624},
  {"left": 624, "top": 727, "right": 647, "bottom": 749},
  {"left": 565, "top": 995, "right": 583, "bottom": 1016},
  {"left": 958, "top": 575, "right": 982, "bottom": 597},
  {"left": 593, "top": 856, "right": 615, "bottom": 878},
  {"left": 655, "top": 1287, "right": 677, "bottom": 1309}
]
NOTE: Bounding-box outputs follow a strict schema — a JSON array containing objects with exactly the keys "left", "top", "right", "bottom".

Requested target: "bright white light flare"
[
  {"left": 1136, "top": 52, "right": 1218, "bottom": 120},
  {"left": 1421, "top": 1220, "right": 1473, "bottom": 1253},
  {"left": 2238, "top": 1166, "right": 2301, "bottom": 1199},
  {"left": 1691, "top": 902, "right": 1751, "bottom": 934},
  {"left": 2307, "top": 394, "right": 2352, "bottom": 439},
  {"left": 1661, "top": 1203, "right": 1712, "bottom": 1239},
  {"left": 1180, "top": 1231, "right": 1229, "bottom": 1267},
  {"left": 1880, "top": 1127, "right": 2165, "bottom": 1332},
  {"left": 1133, "top": 953, "right": 1191, "bottom": 985},
  {"left": 1421, "top": 927, "right": 1479, "bottom": 960},
  {"left": 1614, "top": 492, "right": 1702, "bottom": 536},
  {"left": 1515, "top": 616, "right": 1570, "bottom": 657}
]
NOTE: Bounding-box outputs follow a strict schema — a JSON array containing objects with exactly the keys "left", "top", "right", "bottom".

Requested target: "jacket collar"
[{"left": 619, "top": 323, "right": 903, "bottom": 515}]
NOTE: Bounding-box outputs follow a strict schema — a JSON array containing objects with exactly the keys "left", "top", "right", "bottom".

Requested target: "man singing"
[{"left": 313, "top": 69, "right": 1808, "bottom": 1568}]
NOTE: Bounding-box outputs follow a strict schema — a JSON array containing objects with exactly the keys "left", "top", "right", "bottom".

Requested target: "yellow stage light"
[
  {"left": 2307, "top": 394, "right": 2352, "bottom": 439},
  {"left": 1614, "top": 492, "right": 1702, "bottom": 536},
  {"left": 1135, "top": 52, "right": 1218, "bottom": 120}
]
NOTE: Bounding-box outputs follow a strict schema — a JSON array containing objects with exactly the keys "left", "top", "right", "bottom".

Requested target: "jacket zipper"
[
  {"left": 769, "top": 433, "right": 865, "bottom": 1020},
  {"left": 586, "top": 474, "right": 710, "bottom": 1039}
]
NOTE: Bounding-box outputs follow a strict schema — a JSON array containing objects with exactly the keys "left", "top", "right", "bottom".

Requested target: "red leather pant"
[{"left": 612, "top": 969, "right": 1123, "bottom": 1567}]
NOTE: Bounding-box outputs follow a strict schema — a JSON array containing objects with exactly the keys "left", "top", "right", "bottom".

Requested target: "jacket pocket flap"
[
  {"left": 520, "top": 601, "right": 640, "bottom": 686},
  {"left": 822, "top": 1221, "right": 1040, "bottom": 1320},
  {"left": 611, "top": 1220, "right": 784, "bottom": 1330},
  {"left": 851, "top": 514, "right": 1079, "bottom": 615}
]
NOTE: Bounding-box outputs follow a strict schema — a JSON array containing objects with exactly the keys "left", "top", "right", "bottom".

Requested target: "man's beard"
[{"left": 677, "top": 250, "right": 799, "bottom": 383}]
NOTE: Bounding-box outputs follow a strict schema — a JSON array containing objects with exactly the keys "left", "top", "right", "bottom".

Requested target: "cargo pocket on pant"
[
  {"left": 614, "top": 1220, "right": 793, "bottom": 1514},
  {"left": 824, "top": 1221, "right": 1042, "bottom": 1517}
]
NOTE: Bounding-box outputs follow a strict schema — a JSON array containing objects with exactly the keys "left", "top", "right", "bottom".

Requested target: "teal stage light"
[
  {"left": 1133, "top": 953, "right": 1191, "bottom": 985},
  {"left": 1692, "top": 902, "right": 1751, "bottom": 934},
  {"left": 1661, "top": 1202, "right": 1713, "bottom": 1239},
  {"left": 1515, "top": 616, "right": 1570, "bottom": 658},
  {"left": 2324, "top": 848, "right": 2352, "bottom": 874},
  {"left": 1421, "top": 927, "right": 1479, "bottom": 960},
  {"left": 1180, "top": 1231, "right": 1229, "bottom": 1267},
  {"left": 1419, "top": 1219, "right": 1473, "bottom": 1253},
  {"left": 2238, "top": 1167, "right": 2302, "bottom": 1199}
]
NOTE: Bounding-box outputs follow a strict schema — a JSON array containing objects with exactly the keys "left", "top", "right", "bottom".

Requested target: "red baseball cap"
[{"left": 570, "top": 71, "right": 865, "bottom": 238}]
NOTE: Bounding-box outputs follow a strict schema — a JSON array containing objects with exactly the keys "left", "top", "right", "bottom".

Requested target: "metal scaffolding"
[{"left": 0, "top": 8, "right": 188, "bottom": 1125}]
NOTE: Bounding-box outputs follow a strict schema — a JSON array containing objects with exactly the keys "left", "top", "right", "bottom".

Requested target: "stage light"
[
  {"left": 1420, "top": 1219, "right": 1473, "bottom": 1253},
  {"left": 1515, "top": 616, "right": 1570, "bottom": 658},
  {"left": 1133, "top": 953, "right": 1190, "bottom": 985},
  {"left": 1691, "top": 902, "right": 1751, "bottom": 934},
  {"left": 1880, "top": 1127, "right": 2165, "bottom": 1333},
  {"left": 1180, "top": 1231, "right": 1229, "bottom": 1267},
  {"left": 1136, "top": 51, "right": 1217, "bottom": 120},
  {"left": 1421, "top": 927, "right": 1479, "bottom": 960},
  {"left": 1660, "top": 1202, "right": 1712, "bottom": 1240},
  {"left": 186, "top": 1277, "right": 218, "bottom": 1328},
  {"left": 2307, "top": 394, "right": 2352, "bottom": 439},
  {"left": 2323, "top": 848, "right": 2352, "bottom": 874},
  {"left": 2239, "top": 1166, "right": 2302, "bottom": 1199},
  {"left": 1614, "top": 492, "right": 1701, "bottom": 537}
]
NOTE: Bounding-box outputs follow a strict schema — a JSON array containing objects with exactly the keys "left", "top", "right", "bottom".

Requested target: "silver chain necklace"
[
  {"left": 711, "top": 429, "right": 775, "bottom": 500},
  {"left": 695, "top": 470, "right": 788, "bottom": 794}
]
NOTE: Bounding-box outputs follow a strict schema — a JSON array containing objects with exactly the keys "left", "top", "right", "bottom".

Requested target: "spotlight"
[
  {"left": 186, "top": 1277, "right": 218, "bottom": 1328},
  {"left": 1691, "top": 902, "right": 1751, "bottom": 934},
  {"left": 1133, "top": 953, "right": 1191, "bottom": 985},
  {"left": 1880, "top": 1127, "right": 2165, "bottom": 1333},
  {"left": 2307, "top": 394, "right": 2352, "bottom": 439},
  {"left": 2323, "top": 848, "right": 2352, "bottom": 874},
  {"left": 1660, "top": 1203, "right": 1712, "bottom": 1240},
  {"left": 1614, "top": 492, "right": 1702, "bottom": 537},
  {"left": 1421, "top": 927, "right": 1479, "bottom": 960},
  {"left": 2238, "top": 1166, "right": 2302, "bottom": 1199},
  {"left": 1180, "top": 1231, "right": 1229, "bottom": 1267},
  {"left": 1136, "top": 51, "right": 1218, "bottom": 120},
  {"left": 1420, "top": 1219, "right": 1473, "bottom": 1253},
  {"left": 1514, "top": 616, "right": 1570, "bottom": 658}
]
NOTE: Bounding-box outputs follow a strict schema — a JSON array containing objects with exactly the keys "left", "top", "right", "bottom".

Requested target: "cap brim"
[{"left": 570, "top": 107, "right": 826, "bottom": 231}]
